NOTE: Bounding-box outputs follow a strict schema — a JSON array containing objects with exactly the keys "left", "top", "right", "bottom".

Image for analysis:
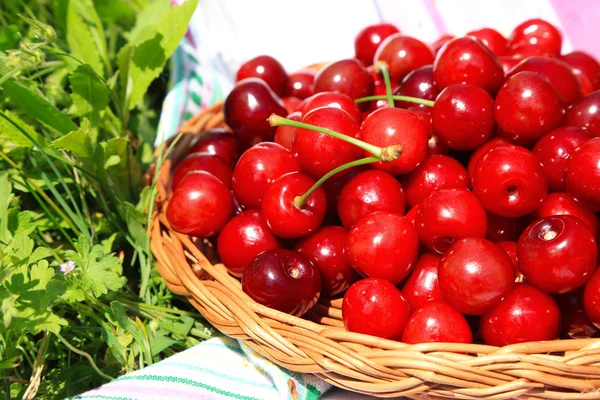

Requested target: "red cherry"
[
  {"left": 532, "top": 126, "right": 595, "bottom": 192},
  {"left": 486, "top": 212, "right": 528, "bottom": 242},
  {"left": 495, "top": 72, "right": 565, "bottom": 146},
  {"left": 364, "top": 78, "right": 389, "bottom": 114},
  {"left": 374, "top": 34, "right": 434, "bottom": 81},
  {"left": 575, "top": 72, "right": 595, "bottom": 97},
  {"left": 224, "top": 78, "right": 288, "bottom": 147},
  {"left": 561, "top": 51, "right": 600, "bottom": 90},
  {"left": 314, "top": 59, "right": 374, "bottom": 100},
  {"left": 285, "top": 70, "right": 315, "bottom": 99},
  {"left": 232, "top": 142, "right": 300, "bottom": 210},
  {"left": 354, "top": 23, "right": 400, "bottom": 67},
  {"left": 301, "top": 91, "right": 361, "bottom": 122},
  {"left": 431, "top": 34, "right": 454, "bottom": 55},
  {"left": 282, "top": 97, "right": 302, "bottom": 114},
  {"left": 295, "top": 226, "right": 357, "bottom": 296},
  {"left": 405, "top": 204, "right": 419, "bottom": 227},
  {"left": 498, "top": 56, "right": 522, "bottom": 75},
  {"left": 401, "top": 155, "right": 468, "bottom": 208},
  {"left": 533, "top": 192, "right": 599, "bottom": 237},
  {"left": 467, "top": 137, "right": 511, "bottom": 179},
  {"left": 217, "top": 210, "right": 281, "bottom": 277},
  {"left": 261, "top": 171, "right": 326, "bottom": 238},
  {"left": 394, "top": 65, "right": 438, "bottom": 109},
  {"left": 556, "top": 288, "right": 598, "bottom": 338},
  {"left": 584, "top": 268, "right": 600, "bottom": 328},
  {"left": 242, "top": 249, "right": 321, "bottom": 317},
  {"left": 172, "top": 152, "right": 232, "bottom": 190},
  {"left": 402, "top": 301, "right": 473, "bottom": 344},
  {"left": 236, "top": 55, "right": 288, "bottom": 97},
  {"left": 438, "top": 238, "right": 515, "bottom": 315},
  {"left": 405, "top": 106, "right": 447, "bottom": 155},
  {"left": 189, "top": 128, "right": 240, "bottom": 166},
  {"left": 565, "top": 90, "right": 600, "bottom": 136},
  {"left": 166, "top": 171, "right": 232, "bottom": 237},
  {"left": 480, "top": 283, "right": 561, "bottom": 346},
  {"left": 415, "top": 189, "right": 488, "bottom": 254},
  {"left": 337, "top": 170, "right": 406, "bottom": 229},
  {"left": 507, "top": 18, "right": 562, "bottom": 57},
  {"left": 346, "top": 212, "right": 419, "bottom": 285},
  {"left": 359, "top": 107, "right": 428, "bottom": 175},
  {"left": 466, "top": 28, "right": 507, "bottom": 56},
  {"left": 433, "top": 36, "right": 504, "bottom": 93},
  {"left": 293, "top": 107, "right": 362, "bottom": 179},
  {"left": 401, "top": 253, "right": 443, "bottom": 311},
  {"left": 472, "top": 145, "right": 548, "bottom": 218},
  {"left": 274, "top": 111, "right": 302, "bottom": 151},
  {"left": 565, "top": 138, "right": 600, "bottom": 211},
  {"left": 497, "top": 240, "right": 518, "bottom": 270},
  {"left": 322, "top": 166, "right": 366, "bottom": 215},
  {"left": 505, "top": 44, "right": 554, "bottom": 59},
  {"left": 342, "top": 278, "right": 411, "bottom": 340},
  {"left": 432, "top": 84, "right": 495, "bottom": 150},
  {"left": 518, "top": 215, "right": 597, "bottom": 294}
]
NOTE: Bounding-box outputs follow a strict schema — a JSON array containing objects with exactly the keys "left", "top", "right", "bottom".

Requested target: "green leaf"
[
  {"left": 0, "top": 25, "right": 20, "bottom": 51},
  {"left": 66, "top": 0, "right": 108, "bottom": 77},
  {"left": 0, "top": 173, "right": 14, "bottom": 243},
  {"left": 51, "top": 119, "right": 94, "bottom": 159},
  {"left": 0, "top": 110, "right": 45, "bottom": 148},
  {"left": 61, "top": 287, "right": 85, "bottom": 303},
  {"left": 149, "top": 335, "right": 177, "bottom": 357},
  {"left": 68, "top": 64, "right": 110, "bottom": 116},
  {"left": 97, "top": 137, "right": 142, "bottom": 202},
  {"left": 125, "top": 0, "right": 170, "bottom": 45}
]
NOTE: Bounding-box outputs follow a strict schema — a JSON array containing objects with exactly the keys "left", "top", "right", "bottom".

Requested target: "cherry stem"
[
  {"left": 293, "top": 156, "right": 380, "bottom": 209},
  {"left": 375, "top": 61, "right": 395, "bottom": 108},
  {"left": 355, "top": 95, "right": 434, "bottom": 108}
]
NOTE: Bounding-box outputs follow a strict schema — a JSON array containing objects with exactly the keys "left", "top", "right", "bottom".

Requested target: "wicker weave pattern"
[{"left": 150, "top": 103, "right": 600, "bottom": 399}]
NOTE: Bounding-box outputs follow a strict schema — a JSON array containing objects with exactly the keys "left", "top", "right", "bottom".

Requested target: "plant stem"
[
  {"left": 0, "top": 67, "right": 21, "bottom": 86},
  {"left": 52, "top": 331, "right": 114, "bottom": 381},
  {"left": 375, "top": 61, "right": 395, "bottom": 108},
  {"left": 355, "top": 95, "right": 434, "bottom": 108}
]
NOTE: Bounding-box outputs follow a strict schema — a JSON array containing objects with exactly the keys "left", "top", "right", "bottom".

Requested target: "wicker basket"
[{"left": 150, "top": 102, "right": 600, "bottom": 399}]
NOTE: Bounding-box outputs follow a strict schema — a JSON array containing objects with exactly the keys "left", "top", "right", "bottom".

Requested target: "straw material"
[{"left": 151, "top": 102, "right": 600, "bottom": 399}]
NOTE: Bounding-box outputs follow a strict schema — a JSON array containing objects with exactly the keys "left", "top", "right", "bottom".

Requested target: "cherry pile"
[{"left": 166, "top": 18, "right": 600, "bottom": 346}]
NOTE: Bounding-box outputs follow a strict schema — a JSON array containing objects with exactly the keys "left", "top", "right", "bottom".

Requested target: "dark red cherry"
[
  {"left": 518, "top": 215, "right": 597, "bottom": 294},
  {"left": 217, "top": 210, "right": 281, "bottom": 277},
  {"left": 565, "top": 138, "right": 600, "bottom": 211},
  {"left": 282, "top": 96, "right": 302, "bottom": 114},
  {"left": 261, "top": 171, "right": 327, "bottom": 238},
  {"left": 401, "top": 253, "right": 443, "bottom": 311},
  {"left": 232, "top": 142, "right": 300, "bottom": 210},
  {"left": 354, "top": 23, "right": 400, "bottom": 67},
  {"left": 486, "top": 212, "right": 528, "bottom": 242},
  {"left": 285, "top": 69, "right": 315, "bottom": 99},
  {"left": 431, "top": 34, "right": 455, "bottom": 55},
  {"left": 466, "top": 28, "right": 507, "bottom": 56},
  {"left": 189, "top": 128, "right": 240, "bottom": 166},
  {"left": 314, "top": 59, "right": 374, "bottom": 100},
  {"left": 507, "top": 18, "right": 563, "bottom": 57},
  {"left": 236, "top": 55, "right": 288, "bottom": 97},
  {"left": 472, "top": 145, "right": 548, "bottom": 218},
  {"left": 584, "top": 268, "right": 600, "bottom": 328},
  {"left": 295, "top": 226, "right": 358, "bottom": 296},
  {"left": 495, "top": 72, "right": 565, "bottom": 146},
  {"left": 565, "top": 90, "right": 600, "bottom": 136},
  {"left": 242, "top": 249, "right": 321, "bottom": 317},
  {"left": 342, "top": 278, "right": 411, "bottom": 340},
  {"left": 224, "top": 78, "right": 288, "bottom": 147},
  {"left": 432, "top": 84, "right": 495, "bottom": 150},
  {"left": 416, "top": 189, "right": 488, "bottom": 254},
  {"left": 301, "top": 91, "right": 361, "bottom": 122},
  {"left": 556, "top": 288, "right": 598, "bottom": 338},
  {"left": 433, "top": 36, "right": 504, "bottom": 93},
  {"left": 407, "top": 106, "right": 448, "bottom": 155},
  {"left": 394, "top": 65, "right": 438, "bottom": 108},
  {"left": 359, "top": 107, "right": 428, "bottom": 175},
  {"left": 274, "top": 111, "right": 302, "bottom": 151},
  {"left": 346, "top": 212, "right": 419, "bottom": 285},
  {"left": 561, "top": 51, "right": 600, "bottom": 90},
  {"left": 533, "top": 192, "right": 599, "bottom": 237},
  {"left": 532, "top": 126, "right": 595, "bottom": 192},
  {"left": 172, "top": 152, "right": 232, "bottom": 190},
  {"left": 293, "top": 107, "right": 362, "bottom": 179},
  {"left": 439, "top": 238, "right": 515, "bottom": 315},
  {"left": 374, "top": 34, "right": 435, "bottom": 81},
  {"left": 365, "top": 78, "right": 389, "bottom": 114},
  {"left": 497, "top": 240, "right": 518, "bottom": 271},
  {"left": 166, "top": 171, "right": 232, "bottom": 237},
  {"left": 401, "top": 155, "right": 468, "bottom": 208},
  {"left": 466, "top": 137, "right": 511, "bottom": 179},
  {"left": 480, "top": 283, "right": 561, "bottom": 346},
  {"left": 402, "top": 301, "right": 473, "bottom": 344}
]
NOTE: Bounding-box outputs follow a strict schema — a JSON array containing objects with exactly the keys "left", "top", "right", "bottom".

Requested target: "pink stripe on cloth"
[
  {"left": 550, "top": 0, "right": 600, "bottom": 58},
  {"left": 83, "top": 380, "right": 244, "bottom": 400},
  {"left": 421, "top": 0, "right": 448, "bottom": 36}
]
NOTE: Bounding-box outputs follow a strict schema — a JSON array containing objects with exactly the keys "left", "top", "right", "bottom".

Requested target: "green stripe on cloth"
[{"left": 71, "top": 395, "right": 134, "bottom": 400}]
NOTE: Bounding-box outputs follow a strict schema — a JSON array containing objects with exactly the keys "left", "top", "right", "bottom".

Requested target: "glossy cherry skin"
[
  {"left": 402, "top": 301, "right": 473, "bottom": 344},
  {"left": 401, "top": 155, "right": 468, "bottom": 208},
  {"left": 439, "top": 238, "right": 515, "bottom": 315},
  {"left": 364, "top": 78, "right": 389, "bottom": 114},
  {"left": 223, "top": 78, "right": 288, "bottom": 147},
  {"left": 433, "top": 36, "right": 504, "bottom": 93},
  {"left": 432, "top": 84, "right": 495, "bottom": 150},
  {"left": 565, "top": 90, "right": 600, "bottom": 136},
  {"left": 274, "top": 111, "right": 301, "bottom": 151},
  {"left": 314, "top": 59, "right": 374, "bottom": 100},
  {"left": 415, "top": 189, "right": 488, "bottom": 254},
  {"left": 322, "top": 166, "right": 366, "bottom": 216},
  {"left": 401, "top": 253, "right": 443, "bottom": 311},
  {"left": 431, "top": 34, "right": 455, "bottom": 54},
  {"left": 217, "top": 210, "right": 282, "bottom": 277},
  {"left": 561, "top": 51, "right": 600, "bottom": 90},
  {"left": 495, "top": 72, "right": 565, "bottom": 146},
  {"left": 472, "top": 145, "right": 548, "bottom": 218},
  {"left": 343, "top": 278, "right": 411, "bottom": 340},
  {"left": 480, "top": 283, "right": 561, "bottom": 346},
  {"left": 374, "top": 34, "right": 435, "bottom": 82},
  {"left": 346, "top": 212, "right": 419, "bottom": 285},
  {"left": 232, "top": 142, "right": 300, "bottom": 210},
  {"left": 467, "top": 137, "right": 511, "bottom": 179},
  {"left": 584, "top": 268, "right": 600, "bottom": 328},
  {"left": 532, "top": 126, "right": 595, "bottom": 192},
  {"left": 295, "top": 226, "right": 358, "bottom": 297},
  {"left": 508, "top": 57, "right": 582, "bottom": 105},
  {"left": 466, "top": 28, "right": 507, "bottom": 56},
  {"left": 242, "top": 249, "right": 321, "bottom": 317},
  {"left": 285, "top": 69, "right": 315, "bottom": 99},
  {"left": 486, "top": 212, "right": 528, "bottom": 242},
  {"left": 189, "top": 128, "right": 240, "bottom": 166},
  {"left": 534, "top": 193, "right": 599, "bottom": 238},
  {"left": 236, "top": 55, "right": 288, "bottom": 97},
  {"left": 556, "top": 288, "right": 598, "bottom": 338},
  {"left": 301, "top": 91, "right": 361, "bottom": 122},
  {"left": 354, "top": 23, "right": 400, "bottom": 67},
  {"left": 166, "top": 171, "right": 232, "bottom": 237},
  {"left": 293, "top": 107, "right": 362, "bottom": 179},
  {"left": 518, "top": 215, "right": 597, "bottom": 294},
  {"left": 261, "top": 171, "right": 327, "bottom": 238},
  {"left": 504, "top": 44, "right": 554, "bottom": 59},
  {"left": 497, "top": 241, "right": 518, "bottom": 271},
  {"left": 172, "top": 152, "right": 232, "bottom": 190},
  {"left": 565, "top": 138, "right": 600, "bottom": 211},
  {"left": 359, "top": 107, "right": 428, "bottom": 175},
  {"left": 507, "top": 18, "right": 563, "bottom": 57},
  {"left": 407, "top": 106, "right": 448, "bottom": 155},
  {"left": 282, "top": 96, "right": 302, "bottom": 114},
  {"left": 498, "top": 56, "right": 521, "bottom": 75},
  {"left": 394, "top": 65, "right": 438, "bottom": 109},
  {"left": 338, "top": 170, "right": 406, "bottom": 229}
]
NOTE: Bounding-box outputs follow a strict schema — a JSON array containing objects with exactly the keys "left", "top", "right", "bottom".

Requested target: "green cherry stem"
[
  {"left": 294, "top": 156, "right": 380, "bottom": 209},
  {"left": 355, "top": 95, "right": 435, "bottom": 108},
  {"left": 375, "top": 61, "right": 395, "bottom": 108}
]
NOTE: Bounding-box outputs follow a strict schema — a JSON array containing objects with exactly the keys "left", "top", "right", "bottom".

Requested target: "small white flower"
[{"left": 60, "top": 260, "right": 76, "bottom": 275}]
